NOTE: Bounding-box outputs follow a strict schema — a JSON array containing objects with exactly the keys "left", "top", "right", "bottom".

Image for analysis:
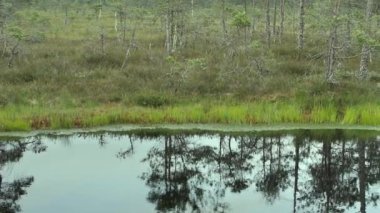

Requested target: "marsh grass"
[
  {"left": 0, "top": 101, "right": 378, "bottom": 132},
  {"left": 310, "top": 104, "right": 338, "bottom": 123},
  {"left": 343, "top": 104, "right": 380, "bottom": 126}
]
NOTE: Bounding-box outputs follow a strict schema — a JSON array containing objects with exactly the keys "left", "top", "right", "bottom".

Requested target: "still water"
[{"left": 1, "top": 129, "right": 380, "bottom": 213}]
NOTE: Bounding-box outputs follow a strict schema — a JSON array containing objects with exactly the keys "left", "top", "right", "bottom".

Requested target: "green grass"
[
  {"left": 310, "top": 104, "right": 338, "bottom": 123},
  {"left": 0, "top": 100, "right": 379, "bottom": 132},
  {"left": 343, "top": 104, "right": 380, "bottom": 126}
]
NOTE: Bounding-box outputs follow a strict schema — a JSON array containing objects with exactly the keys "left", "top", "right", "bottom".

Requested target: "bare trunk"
[
  {"left": 165, "top": 1, "right": 183, "bottom": 54},
  {"left": 172, "top": 11, "right": 177, "bottom": 53},
  {"left": 244, "top": 0, "right": 247, "bottom": 46},
  {"left": 0, "top": 0, "right": 3, "bottom": 30},
  {"left": 345, "top": 0, "right": 352, "bottom": 48},
  {"left": 265, "top": 0, "right": 271, "bottom": 48},
  {"left": 251, "top": 0, "right": 255, "bottom": 32},
  {"left": 191, "top": 0, "right": 194, "bottom": 17},
  {"left": 100, "top": 32, "right": 105, "bottom": 55},
  {"left": 165, "top": 0, "right": 172, "bottom": 53},
  {"left": 64, "top": 7, "right": 68, "bottom": 25},
  {"left": 114, "top": 12, "right": 118, "bottom": 32},
  {"left": 166, "top": 13, "right": 172, "bottom": 53},
  {"left": 273, "top": 0, "right": 277, "bottom": 42},
  {"left": 298, "top": 0, "right": 305, "bottom": 51},
  {"left": 0, "top": 0, "right": 5, "bottom": 56},
  {"left": 280, "top": 0, "right": 285, "bottom": 41},
  {"left": 121, "top": 28, "right": 136, "bottom": 69},
  {"left": 358, "top": 0, "right": 373, "bottom": 80},
  {"left": 8, "top": 42, "right": 19, "bottom": 68},
  {"left": 98, "top": 8, "right": 102, "bottom": 19},
  {"left": 221, "top": 0, "right": 227, "bottom": 40},
  {"left": 326, "top": 0, "right": 341, "bottom": 83}
]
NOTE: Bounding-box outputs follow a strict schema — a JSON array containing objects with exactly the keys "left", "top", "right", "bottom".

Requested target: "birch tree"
[{"left": 357, "top": 0, "right": 373, "bottom": 80}]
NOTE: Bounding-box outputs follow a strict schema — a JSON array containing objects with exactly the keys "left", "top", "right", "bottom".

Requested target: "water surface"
[{"left": 1, "top": 129, "right": 380, "bottom": 213}]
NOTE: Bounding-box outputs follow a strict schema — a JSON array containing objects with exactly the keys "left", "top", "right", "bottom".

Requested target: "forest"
[{"left": 0, "top": 0, "right": 379, "bottom": 131}]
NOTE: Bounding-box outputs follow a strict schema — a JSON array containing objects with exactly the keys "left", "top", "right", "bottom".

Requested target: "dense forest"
[{"left": 0, "top": 0, "right": 379, "bottom": 130}]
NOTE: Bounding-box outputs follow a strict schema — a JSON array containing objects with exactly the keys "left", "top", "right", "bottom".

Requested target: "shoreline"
[{"left": 1, "top": 123, "right": 379, "bottom": 138}]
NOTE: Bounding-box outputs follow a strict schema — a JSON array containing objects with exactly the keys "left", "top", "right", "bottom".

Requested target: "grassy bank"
[
  {"left": 1, "top": 100, "right": 379, "bottom": 132},
  {"left": 0, "top": 5, "right": 379, "bottom": 132}
]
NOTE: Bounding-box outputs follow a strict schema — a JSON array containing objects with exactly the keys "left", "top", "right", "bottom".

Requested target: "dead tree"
[
  {"left": 357, "top": 0, "right": 373, "bottom": 80},
  {"left": 326, "top": 0, "right": 341, "bottom": 84},
  {"left": 265, "top": 0, "right": 271, "bottom": 48},
  {"left": 298, "top": 0, "right": 305, "bottom": 52},
  {"left": 280, "top": 0, "right": 285, "bottom": 41},
  {"left": 0, "top": 0, "right": 6, "bottom": 56}
]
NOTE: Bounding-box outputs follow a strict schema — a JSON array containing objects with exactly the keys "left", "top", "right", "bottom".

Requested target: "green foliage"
[
  {"left": 353, "top": 29, "right": 377, "bottom": 45},
  {"left": 231, "top": 11, "right": 250, "bottom": 29},
  {"left": 7, "top": 25, "right": 24, "bottom": 40}
]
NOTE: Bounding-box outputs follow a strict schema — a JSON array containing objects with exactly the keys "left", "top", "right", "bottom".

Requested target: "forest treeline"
[{"left": 0, "top": 0, "right": 379, "bottom": 129}]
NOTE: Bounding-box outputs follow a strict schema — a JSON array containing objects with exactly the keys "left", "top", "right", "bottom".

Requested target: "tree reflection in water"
[
  {"left": 0, "top": 137, "right": 46, "bottom": 213},
  {"left": 117, "top": 130, "right": 380, "bottom": 213},
  {"left": 1, "top": 130, "right": 379, "bottom": 213}
]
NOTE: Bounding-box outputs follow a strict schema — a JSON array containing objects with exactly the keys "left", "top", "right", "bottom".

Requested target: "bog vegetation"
[{"left": 0, "top": 0, "right": 379, "bottom": 130}]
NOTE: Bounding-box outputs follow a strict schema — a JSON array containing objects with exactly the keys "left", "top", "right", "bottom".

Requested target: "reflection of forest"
[
  {"left": 116, "top": 130, "right": 380, "bottom": 213},
  {"left": 1, "top": 130, "right": 379, "bottom": 213},
  {"left": 0, "top": 137, "right": 46, "bottom": 213}
]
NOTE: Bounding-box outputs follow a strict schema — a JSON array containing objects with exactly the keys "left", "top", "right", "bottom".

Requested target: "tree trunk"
[
  {"left": 326, "top": 0, "right": 341, "bottom": 83},
  {"left": 251, "top": 0, "right": 255, "bottom": 33},
  {"left": 64, "top": 7, "right": 68, "bottom": 25},
  {"left": 280, "top": 0, "right": 285, "bottom": 41},
  {"left": 298, "top": 0, "right": 305, "bottom": 51},
  {"left": 244, "top": 0, "right": 247, "bottom": 46},
  {"left": 345, "top": 0, "right": 352, "bottom": 48},
  {"left": 98, "top": 8, "right": 102, "bottom": 19},
  {"left": 0, "top": 0, "right": 3, "bottom": 30},
  {"left": 0, "top": 0, "right": 6, "bottom": 57},
  {"left": 358, "top": 0, "right": 373, "bottom": 80},
  {"left": 273, "top": 0, "right": 277, "bottom": 42},
  {"left": 165, "top": 0, "right": 172, "bottom": 53},
  {"left": 191, "top": 0, "right": 194, "bottom": 17},
  {"left": 0, "top": 0, "right": 5, "bottom": 49},
  {"left": 221, "top": 0, "right": 227, "bottom": 40},
  {"left": 114, "top": 11, "right": 118, "bottom": 33},
  {"left": 265, "top": 0, "right": 271, "bottom": 48}
]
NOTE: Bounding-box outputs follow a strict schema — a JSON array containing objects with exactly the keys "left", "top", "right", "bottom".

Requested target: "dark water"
[{"left": 1, "top": 129, "right": 380, "bottom": 213}]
